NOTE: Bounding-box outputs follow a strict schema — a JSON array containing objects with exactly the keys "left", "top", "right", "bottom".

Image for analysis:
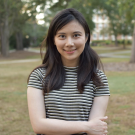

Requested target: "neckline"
[{"left": 64, "top": 66, "right": 78, "bottom": 71}]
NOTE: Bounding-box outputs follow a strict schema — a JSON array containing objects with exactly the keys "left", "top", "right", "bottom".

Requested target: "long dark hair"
[{"left": 30, "top": 8, "right": 104, "bottom": 93}]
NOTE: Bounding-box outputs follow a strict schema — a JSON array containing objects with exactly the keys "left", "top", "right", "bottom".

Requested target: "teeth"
[{"left": 67, "top": 50, "right": 74, "bottom": 52}]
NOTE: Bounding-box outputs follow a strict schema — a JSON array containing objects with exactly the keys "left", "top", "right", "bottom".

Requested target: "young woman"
[{"left": 27, "top": 8, "right": 110, "bottom": 135}]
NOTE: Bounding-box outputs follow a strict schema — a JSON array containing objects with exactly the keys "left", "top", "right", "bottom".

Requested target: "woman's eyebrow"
[
  {"left": 57, "top": 31, "right": 82, "bottom": 35},
  {"left": 56, "top": 32, "right": 66, "bottom": 35},
  {"left": 73, "top": 31, "right": 82, "bottom": 34}
]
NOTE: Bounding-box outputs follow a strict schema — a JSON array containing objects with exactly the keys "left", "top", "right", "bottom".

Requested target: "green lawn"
[
  {"left": 0, "top": 49, "right": 135, "bottom": 134},
  {"left": 91, "top": 45, "right": 131, "bottom": 55},
  {"left": 101, "top": 57, "right": 130, "bottom": 63}
]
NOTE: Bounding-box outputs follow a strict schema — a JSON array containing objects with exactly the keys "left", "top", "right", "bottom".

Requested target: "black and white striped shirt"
[{"left": 28, "top": 66, "right": 110, "bottom": 135}]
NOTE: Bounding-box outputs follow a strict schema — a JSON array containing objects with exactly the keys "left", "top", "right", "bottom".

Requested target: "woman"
[{"left": 27, "top": 8, "right": 110, "bottom": 135}]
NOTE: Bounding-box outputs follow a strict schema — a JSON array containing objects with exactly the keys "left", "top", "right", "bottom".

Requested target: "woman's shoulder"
[
  {"left": 96, "top": 69, "right": 107, "bottom": 79},
  {"left": 32, "top": 66, "right": 46, "bottom": 73},
  {"left": 30, "top": 65, "right": 46, "bottom": 79},
  {"left": 28, "top": 66, "right": 46, "bottom": 89},
  {"left": 96, "top": 69, "right": 104, "bottom": 74}
]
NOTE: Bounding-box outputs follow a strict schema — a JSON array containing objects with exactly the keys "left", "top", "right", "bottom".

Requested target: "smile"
[{"left": 64, "top": 49, "right": 76, "bottom": 54}]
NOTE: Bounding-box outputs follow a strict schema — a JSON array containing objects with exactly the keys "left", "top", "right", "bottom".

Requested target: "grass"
[
  {"left": 0, "top": 62, "right": 41, "bottom": 135},
  {"left": 0, "top": 46, "right": 135, "bottom": 135},
  {"left": 101, "top": 57, "right": 130, "bottom": 63},
  {"left": 92, "top": 45, "right": 131, "bottom": 57},
  {"left": 116, "top": 53, "right": 131, "bottom": 56},
  {"left": 0, "top": 61, "right": 135, "bottom": 135},
  {"left": 104, "top": 70, "right": 135, "bottom": 135},
  {"left": 106, "top": 71, "right": 135, "bottom": 94}
]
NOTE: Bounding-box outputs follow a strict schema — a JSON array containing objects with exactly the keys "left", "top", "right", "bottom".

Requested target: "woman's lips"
[{"left": 64, "top": 49, "right": 76, "bottom": 54}]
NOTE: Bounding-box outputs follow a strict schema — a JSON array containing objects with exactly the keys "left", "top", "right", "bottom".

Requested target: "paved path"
[
  {"left": 0, "top": 48, "right": 131, "bottom": 64},
  {"left": 99, "top": 50, "right": 130, "bottom": 58},
  {"left": 24, "top": 48, "right": 131, "bottom": 58},
  {"left": 0, "top": 59, "right": 40, "bottom": 64}
]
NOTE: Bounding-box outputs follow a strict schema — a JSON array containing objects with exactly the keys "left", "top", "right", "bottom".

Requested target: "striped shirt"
[{"left": 28, "top": 66, "right": 110, "bottom": 135}]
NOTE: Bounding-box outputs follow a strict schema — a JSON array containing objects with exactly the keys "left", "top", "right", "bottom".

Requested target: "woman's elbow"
[{"left": 31, "top": 120, "right": 43, "bottom": 134}]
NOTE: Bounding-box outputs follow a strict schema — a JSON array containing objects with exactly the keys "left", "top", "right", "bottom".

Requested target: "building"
[{"left": 91, "top": 15, "right": 132, "bottom": 41}]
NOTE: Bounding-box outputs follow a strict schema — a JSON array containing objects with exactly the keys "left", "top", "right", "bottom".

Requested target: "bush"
[
  {"left": 91, "top": 40, "right": 112, "bottom": 46},
  {"left": 117, "top": 40, "right": 132, "bottom": 45}
]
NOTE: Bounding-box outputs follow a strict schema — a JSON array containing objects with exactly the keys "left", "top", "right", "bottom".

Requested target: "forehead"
[{"left": 56, "top": 20, "right": 85, "bottom": 33}]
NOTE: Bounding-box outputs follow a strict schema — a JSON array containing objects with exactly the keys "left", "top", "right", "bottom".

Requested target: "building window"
[
  {"left": 99, "top": 34, "right": 103, "bottom": 40},
  {"left": 104, "top": 23, "right": 108, "bottom": 28},
  {"left": 121, "top": 35, "right": 125, "bottom": 40},
  {"left": 104, "top": 34, "right": 108, "bottom": 40},
  {"left": 111, "top": 35, "right": 115, "bottom": 41},
  {"left": 103, "top": 15, "right": 107, "bottom": 20},
  {"left": 93, "top": 33, "right": 97, "bottom": 40},
  {"left": 98, "top": 15, "right": 102, "bottom": 20},
  {"left": 92, "top": 15, "right": 96, "bottom": 21},
  {"left": 98, "top": 23, "right": 103, "bottom": 30},
  {"left": 128, "top": 35, "right": 132, "bottom": 40}
]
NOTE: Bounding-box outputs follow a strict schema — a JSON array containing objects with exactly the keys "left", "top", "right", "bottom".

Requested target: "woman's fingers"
[{"left": 99, "top": 116, "right": 108, "bottom": 121}]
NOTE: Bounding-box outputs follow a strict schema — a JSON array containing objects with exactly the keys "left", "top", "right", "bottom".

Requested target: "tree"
[
  {"left": 67, "top": 0, "right": 95, "bottom": 31},
  {"left": 118, "top": 0, "right": 135, "bottom": 63},
  {"left": 0, "top": 0, "right": 23, "bottom": 56},
  {"left": 118, "top": 23, "right": 133, "bottom": 49},
  {"left": 95, "top": 0, "right": 122, "bottom": 46},
  {"left": 13, "top": 2, "right": 30, "bottom": 50}
]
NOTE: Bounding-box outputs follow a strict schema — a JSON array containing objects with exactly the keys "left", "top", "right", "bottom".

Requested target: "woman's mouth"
[{"left": 64, "top": 49, "right": 76, "bottom": 54}]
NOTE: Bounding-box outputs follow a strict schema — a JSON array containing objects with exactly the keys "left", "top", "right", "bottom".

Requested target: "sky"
[{"left": 36, "top": 0, "right": 58, "bottom": 25}]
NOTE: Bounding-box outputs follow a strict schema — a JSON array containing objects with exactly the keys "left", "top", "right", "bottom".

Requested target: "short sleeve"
[
  {"left": 27, "top": 68, "right": 45, "bottom": 90},
  {"left": 94, "top": 70, "right": 110, "bottom": 97}
]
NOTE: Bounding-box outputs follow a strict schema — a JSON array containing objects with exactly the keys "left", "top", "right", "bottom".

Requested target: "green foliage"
[
  {"left": 0, "top": 0, "right": 23, "bottom": 24},
  {"left": 118, "top": 0, "right": 135, "bottom": 23},
  {"left": 23, "top": 22, "right": 47, "bottom": 47},
  {"left": 116, "top": 40, "right": 132, "bottom": 45},
  {"left": 97, "top": 0, "right": 133, "bottom": 45},
  {"left": 67, "top": 0, "right": 95, "bottom": 31},
  {"left": 39, "top": 0, "right": 96, "bottom": 31},
  {"left": 91, "top": 40, "right": 112, "bottom": 46}
]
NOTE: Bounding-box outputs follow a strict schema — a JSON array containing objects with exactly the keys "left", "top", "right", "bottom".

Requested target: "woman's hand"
[{"left": 86, "top": 116, "right": 108, "bottom": 135}]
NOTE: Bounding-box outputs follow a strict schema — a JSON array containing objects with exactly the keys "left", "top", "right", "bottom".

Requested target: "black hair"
[{"left": 29, "top": 8, "right": 104, "bottom": 93}]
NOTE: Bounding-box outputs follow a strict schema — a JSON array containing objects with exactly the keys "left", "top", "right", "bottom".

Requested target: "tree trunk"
[
  {"left": 123, "top": 40, "right": 126, "bottom": 49},
  {"left": 0, "top": 18, "right": 10, "bottom": 57},
  {"left": 16, "top": 32, "right": 23, "bottom": 50},
  {"left": 33, "top": 22, "right": 37, "bottom": 46},
  {"left": 130, "top": 25, "right": 135, "bottom": 63},
  {"left": 114, "top": 35, "right": 118, "bottom": 46}
]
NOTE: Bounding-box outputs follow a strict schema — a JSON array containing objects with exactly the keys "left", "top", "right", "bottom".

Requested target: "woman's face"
[{"left": 54, "top": 20, "right": 87, "bottom": 67}]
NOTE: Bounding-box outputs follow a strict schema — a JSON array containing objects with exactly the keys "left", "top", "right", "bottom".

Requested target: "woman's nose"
[{"left": 65, "top": 37, "right": 74, "bottom": 46}]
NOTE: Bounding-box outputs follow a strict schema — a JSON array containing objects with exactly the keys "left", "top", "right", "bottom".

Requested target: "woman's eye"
[
  {"left": 74, "top": 34, "right": 80, "bottom": 37},
  {"left": 59, "top": 35, "right": 65, "bottom": 38}
]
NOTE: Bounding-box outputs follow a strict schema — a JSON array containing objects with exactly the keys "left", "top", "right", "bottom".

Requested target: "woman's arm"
[
  {"left": 27, "top": 87, "right": 87, "bottom": 135},
  {"left": 27, "top": 87, "right": 108, "bottom": 135},
  {"left": 88, "top": 96, "right": 109, "bottom": 135},
  {"left": 89, "top": 96, "right": 109, "bottom": 120}
]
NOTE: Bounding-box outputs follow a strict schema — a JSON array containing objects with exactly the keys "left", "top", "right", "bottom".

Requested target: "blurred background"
[{"left": 0, "top": 0, "right": 135, "bottom": 135}]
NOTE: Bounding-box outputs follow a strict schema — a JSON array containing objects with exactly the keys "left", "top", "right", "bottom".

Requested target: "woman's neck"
[{"left": 62, "top": 59, "right": 79, "bottom": 67}]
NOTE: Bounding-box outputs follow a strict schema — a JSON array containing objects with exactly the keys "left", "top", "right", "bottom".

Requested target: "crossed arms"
[{"left": 27, "top": 87, "right": 109, "bottom": 135}]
